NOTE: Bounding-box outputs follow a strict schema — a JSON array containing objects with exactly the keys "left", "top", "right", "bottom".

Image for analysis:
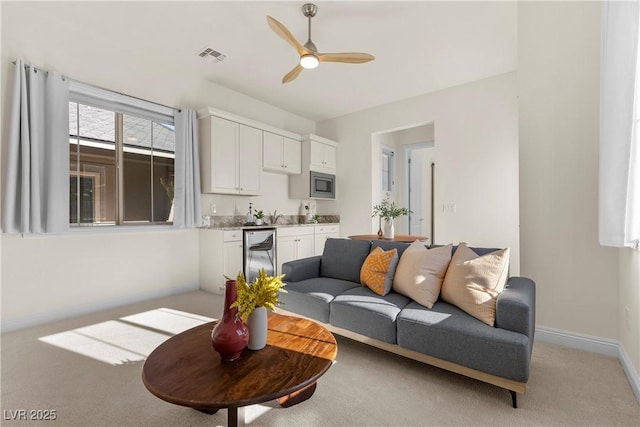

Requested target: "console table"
[{"left": 348, "top": 234, "right": 429, "bottom": 243}]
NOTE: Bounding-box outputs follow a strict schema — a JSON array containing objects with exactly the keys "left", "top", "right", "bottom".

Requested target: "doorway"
[{"left": 404, "top": 143, "right": 434, "bottom": 240}]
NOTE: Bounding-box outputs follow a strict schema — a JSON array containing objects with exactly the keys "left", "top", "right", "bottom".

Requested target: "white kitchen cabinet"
[
  {"left": 290, "top": 134, "right": 339, "bottom": 199},
  {"left": 314, "top": 224, "right": 340, "bottom": 256},
  {"left": 263, "top": 131, "right": 301, "bottom": 174},
  {"left": 238, "top": 125, "right": 262, "bottom": 194},
  {"left": 199, "top": 229, "right": 244, "bottom": 294},
  {"left": 309, "top": 138, "right": 337, "bottom": 174},
  {"left": 276, "top": 226, "right": 315, "bottom": 274},
  {"left": 224, "top": 240, "right": 244, "bottom": 281},
  {"left": 283, "top": 137, "right": 302, "bottom": 174},
  {"left": 199, "top": 115, "right": 262, "bottom": 195}
]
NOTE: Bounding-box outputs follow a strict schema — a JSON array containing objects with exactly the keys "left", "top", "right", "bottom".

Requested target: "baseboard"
[
  {"left": 618, "top": 344, "right": 640, "bottom": 403},
  {"left": 535, "top": 326, "right": 619, "bottom": 357},
  {"left": 536, "top": 326, "right": 640, "bottom": 404},
  {"left": 1, "top": 283, "right": 200, "bottom": 333}
]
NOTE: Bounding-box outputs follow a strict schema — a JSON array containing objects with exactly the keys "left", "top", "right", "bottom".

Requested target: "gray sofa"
[{"left": 278, "top": 238, "right": 536, "bottom": 407}]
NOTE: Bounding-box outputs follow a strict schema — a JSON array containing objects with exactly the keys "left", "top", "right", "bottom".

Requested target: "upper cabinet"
[
  {"left": 289, "top": 134, "right": 339, "bottom": 200},
  {"left": 263, "top": 131, "right": 301, "bottom": 174},
  {"left": 309, "top": 139, "right": 337, "bottom": 175},
  {"left": 198, "top": 107, "right": 303, "bottom": 195},
  {"left": 199, "top": 115, "right": 262, "bottom": 195}
]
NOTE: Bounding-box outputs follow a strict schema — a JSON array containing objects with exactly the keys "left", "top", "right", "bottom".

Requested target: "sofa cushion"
[
  {"left": 371, "top": 240, "right": 412, "bottom": 258},
  {"left": 330, "top": 287, "right": 412, "bottom": 343},
  {"left": 360, "top": 247, "right": 399, "bottom": 296},
  {"left": 392, "top": 242, "right": 453, "bottom": 309},
  {"left": 279, "top": 277, "right": 360, "bottom": 323},
  {"left": 321, "top": 238, "right": 372, "bottom": 283},
  {"left": 397, "top": 301, "right": 530, "bottom": 382},
  {"left": 440, "top": 243, "right": 510, "bottom": 326}
]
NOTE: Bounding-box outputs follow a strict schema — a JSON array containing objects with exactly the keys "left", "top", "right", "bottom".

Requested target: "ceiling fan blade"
[
  {"left": 267, "top": 16, "right": 307, "bottom": 56},
  {"left": 317, "top": 52, "right": 375, "bottom": 64},
  {"left": 282, "top": 64, "right": 304, "bottom": 84}
]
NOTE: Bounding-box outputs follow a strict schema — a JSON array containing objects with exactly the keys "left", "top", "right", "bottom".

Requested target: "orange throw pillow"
[{"left": 360, "top": 247, "right": 399, "bottom": 296}]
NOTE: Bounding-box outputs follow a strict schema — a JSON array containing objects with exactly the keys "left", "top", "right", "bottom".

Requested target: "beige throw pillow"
[
  {"left": 440, "top": 243, "right": 510, "bottom": 326},
  {"left": 392, "top": 241, "right": 453, "bottom": 308}
]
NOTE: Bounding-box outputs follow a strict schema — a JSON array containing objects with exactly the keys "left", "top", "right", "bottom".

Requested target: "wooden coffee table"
[{"left": 142, "top": 313, "right": 337, "bottom": 427}]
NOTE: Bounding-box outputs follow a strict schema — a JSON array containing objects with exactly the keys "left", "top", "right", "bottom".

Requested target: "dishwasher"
[{"left": 243, "top": 228, "right": 276, "bottom": 283}]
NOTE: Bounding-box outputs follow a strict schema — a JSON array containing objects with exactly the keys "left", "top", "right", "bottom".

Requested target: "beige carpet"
[{"left": 1, "top": 290, "right": 638, "bottom": 426}]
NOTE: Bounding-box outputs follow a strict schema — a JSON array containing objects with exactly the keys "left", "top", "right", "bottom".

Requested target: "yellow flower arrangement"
[{"left": 229, "top": 269, "right": 287, "bottom": 322}]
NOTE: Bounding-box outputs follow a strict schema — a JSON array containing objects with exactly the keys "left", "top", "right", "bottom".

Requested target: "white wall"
[
  {"left": 318, "top": 72, "right": 520, "bottom": 274},
  {"left": 518, "top": 2, "right": 620, "bottom": 340},
  {"left": 0, "top": 2, "right": 316, "bottom": 330},
  {"left": 619, "top": 248, "right": 640, "bottom": 376},
  {"left": 1, "top": 230, "right": 199, "bottom": 331}
]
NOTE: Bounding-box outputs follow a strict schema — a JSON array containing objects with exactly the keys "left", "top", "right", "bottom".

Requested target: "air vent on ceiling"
[{"left": 196, "top": 47, "right": 227, "bottom": 63}]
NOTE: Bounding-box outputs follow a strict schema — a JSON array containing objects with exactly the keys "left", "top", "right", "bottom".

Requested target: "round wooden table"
[
  {"left": 348, "top": 234, "right": 429, "bottom": 243},
  {"left": 142, "top": 313, "right": 337, "bottom": 427}
]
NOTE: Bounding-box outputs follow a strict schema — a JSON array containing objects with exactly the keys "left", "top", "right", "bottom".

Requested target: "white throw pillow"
[
  {"left": 440, "top": 243, "right": 510, "bottom": 326},
  {"left": 392, "top": 241, "right": 453, "bottom": 308}
]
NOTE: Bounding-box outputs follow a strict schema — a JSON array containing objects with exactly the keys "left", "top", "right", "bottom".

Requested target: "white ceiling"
[{"left": 7, "top": 1, "right": 517, "bottom": 123}]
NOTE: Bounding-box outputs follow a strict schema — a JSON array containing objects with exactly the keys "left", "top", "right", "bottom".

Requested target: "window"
[
  {"left": 381, "top": 146, "right": 395, "bottom": 193},
  {"left": 68, "top": 89, "right": 175, "bottom": 227}
]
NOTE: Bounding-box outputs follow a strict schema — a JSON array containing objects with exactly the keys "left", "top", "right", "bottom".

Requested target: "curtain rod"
[{"left": 12, "top": 60, "right": 178, "bottom": 112}]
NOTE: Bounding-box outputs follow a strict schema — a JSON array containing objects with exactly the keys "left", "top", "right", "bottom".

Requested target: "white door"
[{"left": 408, "top": 147, "right": 433, "bottom": 238}]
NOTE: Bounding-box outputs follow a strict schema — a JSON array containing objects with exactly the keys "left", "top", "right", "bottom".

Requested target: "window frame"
[
  {"left": 68, "top": 82, "right": 176, "bottom": 228},
  {"left": 381, "top": 145, "right": 395, "bottom": 194}
]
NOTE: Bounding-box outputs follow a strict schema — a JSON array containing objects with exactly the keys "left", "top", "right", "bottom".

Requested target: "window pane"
[
  {"left": 123, "top": 115, "right": 175, "bottom": 223},
  {"left": 381, "top": 152, "right": 391, "bottom": 192},
  {"left": 69, "top": 103, "right": 117, "bottom": 225}
]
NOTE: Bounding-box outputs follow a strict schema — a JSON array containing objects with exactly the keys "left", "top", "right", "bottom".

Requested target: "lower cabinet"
[
  {"left": 276, "top": 226, "right": 315, "bottom": 274},
  {"left": 200, "top": 229, "right": 243, "bottom": 294},
  {"left": 201, "top": 224, "right": 341, "bottom": 288},
  {"left": 224, "top": 240, "right": 244, "bottom": 281},
  {"left": 313, "top": 224, "right": 340, "bottom": 256}
]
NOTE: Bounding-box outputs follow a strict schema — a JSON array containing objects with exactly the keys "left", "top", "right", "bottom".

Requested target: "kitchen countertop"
[{"left": 200, "top": 223, "right": 340, "bottom": 231}]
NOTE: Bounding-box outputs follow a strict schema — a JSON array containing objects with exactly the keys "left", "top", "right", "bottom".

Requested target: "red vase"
[{"left": 211, "top": 279, "right": 249, "bottom": 361}]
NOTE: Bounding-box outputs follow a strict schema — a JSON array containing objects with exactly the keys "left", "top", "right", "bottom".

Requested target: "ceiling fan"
[{"left": 267, "top": 3, "right": 375, "bottom": 84}]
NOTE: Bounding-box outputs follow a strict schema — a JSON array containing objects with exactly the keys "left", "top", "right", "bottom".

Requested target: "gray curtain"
[
  {"left": 2, "top": 59, "right": 70, "bottom": 234},
  {"left": 173, "top": 109, "right": 202, "bottom": 228}
]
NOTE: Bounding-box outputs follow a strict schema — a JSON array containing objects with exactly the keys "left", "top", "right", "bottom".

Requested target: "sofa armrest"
[
  {"left": 282, "top": 256, "right": 322, "bottom": 282},
  {"left": 495, "top": 277, "right": 536, "bottom": 353}
]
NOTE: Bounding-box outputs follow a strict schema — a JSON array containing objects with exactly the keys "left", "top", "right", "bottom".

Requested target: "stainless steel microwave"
[{"left": 310, "top": 171, "right": 335, "bottom": 199}]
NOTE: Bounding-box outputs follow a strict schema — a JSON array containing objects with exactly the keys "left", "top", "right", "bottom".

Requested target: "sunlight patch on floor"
[
  {"left": 121, "top": 307, "right": 214, "bottom": 334},
  {"left": 38, "top": 308, "right": 213, "bottom": 366},
  {"left": 244, "top": 404, "right": 272, "bottom": 424}
]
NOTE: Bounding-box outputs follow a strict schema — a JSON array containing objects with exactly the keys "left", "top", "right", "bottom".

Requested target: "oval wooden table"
[
  {"left": 142, "top": 313, "right": 337, "bottom": 427},
  {"left": 348, "top": 234, "right": 429, "bottom": 243}
]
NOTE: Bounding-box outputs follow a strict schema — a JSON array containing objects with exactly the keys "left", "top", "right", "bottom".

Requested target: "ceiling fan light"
[{"left": 300, "top": 54, "right": 319, "bottom": 69}]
